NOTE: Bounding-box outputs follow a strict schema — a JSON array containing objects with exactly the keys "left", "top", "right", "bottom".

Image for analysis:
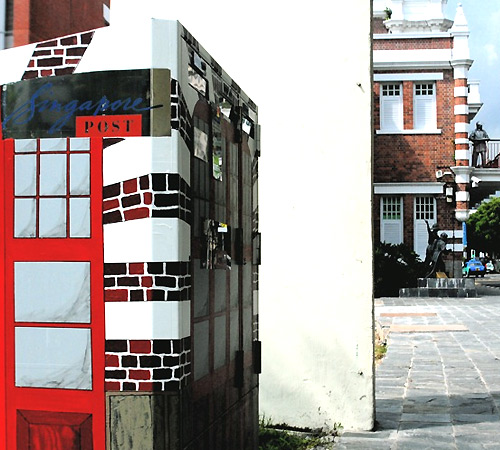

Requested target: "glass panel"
[
  {"left": 69, "top": 137, "right": 90, "bottom": 151},
  {"left": 70, "top": 154, "right": 90, "bottom": 195},
  {"left": 14, "top": 199, "right": 36, "bottom": 238},
  {"left": 40, "top": 154, "right": 67, "bottom": 195},
  {"left": 214, "top": 315, "right": 226, "bottom": 369},
  {"left": 39, "top": 198, "right": 66, "bottom": 237},
  {"left": 14, "top": 139, "right": 37, "bottom": 153},
  {"left": 15, "top": 155, "right": 37, "bottom": 196},
  {"left": 193, "top": 261, "right": 209, "bottom": 318},
  {"left": 70, "top": 198, "right": 90, "bottom": 238},
  {"left": 193, "top": 321, "right": 209, "bottom": 381},
  {"left": 39, "top": 138, "right": 67, "bottom": 152},
  {"left": 230, "top": 310, "right": 239, "bottom": 360},
  {"left": 15, "top": 262, "right": 91, "bottom": 323},
  {"left": 15, "top": 327, "right": 92, "bottom": 390}
]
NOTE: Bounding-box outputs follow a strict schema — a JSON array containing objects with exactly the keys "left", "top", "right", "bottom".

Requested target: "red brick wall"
[
  {"left": 374, "top": 70, "right": 455, "bottom": 183},
  {"left": 13, "top": 0, "right": 108, "bottom": 47},
  {"left": 374, "top": 37, "right": 453, "bottom": 51}
]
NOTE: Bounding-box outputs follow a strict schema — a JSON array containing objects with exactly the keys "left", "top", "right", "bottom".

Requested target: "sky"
[{"left": 447, "top": 1, "right": 500, "bottom": 137}]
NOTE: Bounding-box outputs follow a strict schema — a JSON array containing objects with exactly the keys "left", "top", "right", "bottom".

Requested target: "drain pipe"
[{"left": 0, "top": 0, "right": 5, "bottom": 50}]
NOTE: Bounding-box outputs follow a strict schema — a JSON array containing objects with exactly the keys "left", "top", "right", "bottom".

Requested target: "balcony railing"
[{"left": 469, "top": 139, "right": 500, "bottom": 167}]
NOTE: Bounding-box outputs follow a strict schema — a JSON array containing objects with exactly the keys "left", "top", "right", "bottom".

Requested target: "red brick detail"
[
  {"left": 105, "top": 354, "right": 120, "bottom": 367},
  {"left": 105, "top": 381, "right": 121, "bottom": 391},
  {"left": 129, "top": 370, "right": 151, "bottom": 380},
  {"left": 123, "top": 179, "right": 138, "bottom": 194},
  {"left": 129, "top": 263, "right": 145, "bottom": 275},
  {"left": 130, "top": 341, "right": 152, "bottom": 354},
  {"left": 104, "top": 289, "right": 129, "bottom": 302},
  {"left": 22, "top": 30, "right": 94, "bottom": 80},
  {"left": 124, "top": 208, "right": 150, "bottom": 221},
  {"left": 105, "top": 338, "right": 191, "bottom": 392},
  {"left": 103, "top": 199, "right": 120, "bottom": 212},
  {"left": 143, "top": 192, "right": 153, "bottom": 205},
  {"left": 138, "top": 382, "right": 155, "bottom": 391},
  {"left": 141, "top": 276, "right": 154, "bottom": 288}
]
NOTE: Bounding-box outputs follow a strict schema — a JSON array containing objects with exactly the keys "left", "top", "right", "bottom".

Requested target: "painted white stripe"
[
  {"left": 374, "top": 49, "right": 452, "bottom": 66},
  {"left": 374, "top": 182, "right": 444, "bottom": 195},
  {"left": 104, "top": 217, "right": 191, "bottom": 262},
  {"left": 454, "top": 122, "right": 468, "bottom": 133},
  {"left": 0, "top": 43, "right": 38, "bottom": 84},
  {"left": 453, "top": 66, "right": 469, "bottom": 79},
  {"left": 374, "top": 73, "right": 443, "bottom": 82},
  {"left": 454, "top": 105, "right": 469, "bottom": 115},
  {"left": 103, "top": 133, "right": 190, "bottom": 186},
  {"left": 455, "top": 138, "right": 470, "bottom": 145},
  {"left": 105, "top": 300, "right": 190, "bottom": 340},
  {"left": 454, "top": 86, "right": 468, "bottom": 97},
  {"left": 455, "top": 149, "right": 470, "bottom": 161},
  {"left": 455, "top": 191, "right": 470, "bottom": 202}
]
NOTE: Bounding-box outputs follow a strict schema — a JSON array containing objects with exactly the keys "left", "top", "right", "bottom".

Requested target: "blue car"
[{"left": 462, "top": 258, "right": 486, "bottom": 277}]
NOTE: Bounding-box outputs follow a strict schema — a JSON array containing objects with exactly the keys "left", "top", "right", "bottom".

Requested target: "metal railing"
[{"left": 469, "top": 139, "right": 500, "bottom": 167}]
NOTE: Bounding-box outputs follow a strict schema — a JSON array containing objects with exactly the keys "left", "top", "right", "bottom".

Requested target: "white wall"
[{"left": 110, "top": 0, "right": 374, "bottom": 431}]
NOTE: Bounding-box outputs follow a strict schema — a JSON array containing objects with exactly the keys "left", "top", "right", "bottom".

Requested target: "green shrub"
[{"left": 374, "top": 241, "right": 424, "bottom": 297}]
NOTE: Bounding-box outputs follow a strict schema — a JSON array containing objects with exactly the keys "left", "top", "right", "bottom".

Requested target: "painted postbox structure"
[{"left": 0, "top": 13, "right": 260, "bottom": 450}]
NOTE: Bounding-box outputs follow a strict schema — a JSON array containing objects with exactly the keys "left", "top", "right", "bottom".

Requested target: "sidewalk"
[{"left": 335, "top": 282, "right": 500, "bottom": 449}]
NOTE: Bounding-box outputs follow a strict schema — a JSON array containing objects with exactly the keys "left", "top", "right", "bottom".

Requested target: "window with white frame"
[
  {"left": 380, "top": 196, "right": 403, "bottom": 245},
  {"left": 413, "top": 83, "right": 437, "bottom": 130},
  {"left": 414, "top": 196, "right": 437, "bottom": 260},
  {"left": 380, "top": 83, "right": 403, "bottom": 131}
]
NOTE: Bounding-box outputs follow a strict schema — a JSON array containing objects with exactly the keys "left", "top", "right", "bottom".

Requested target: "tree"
[{"left": 466, "top": 197, "right": 500, "bottom": 255}]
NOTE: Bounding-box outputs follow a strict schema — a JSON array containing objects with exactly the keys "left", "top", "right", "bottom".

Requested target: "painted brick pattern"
[
  {"left": 374, "top": 37, "right": 453, "bottom": 51},
  {"left": 22, "top": 31, "right": 94, "bottom": 80},
  {"left": 104, "top": 261, "right": 191, "bottom": 302},
  {"left": 171, "top": 79, "right": 193, "bottom": 149},
  {"left": 103, "top": 173, "right": 192, "bottom": 225},
  {"left": 105, "top": 337, "right": 191, "bottom": 392}
]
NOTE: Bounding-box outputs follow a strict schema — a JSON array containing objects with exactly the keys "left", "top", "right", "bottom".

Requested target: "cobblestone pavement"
[{"left": 335, "top": 287, "right": 500, "bottom": 449}]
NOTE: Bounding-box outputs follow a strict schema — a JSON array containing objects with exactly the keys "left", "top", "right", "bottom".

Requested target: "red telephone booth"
[{"left": 2, "top": 137, "right": 105, "bottom": 449}]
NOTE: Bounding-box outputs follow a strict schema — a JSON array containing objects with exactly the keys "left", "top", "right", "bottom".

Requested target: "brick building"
[
  {"left": 0, "top": 3, "right": 259, "bottom": 449},
  {"left": 373, "top": 0, "right": 486, "bottom": 275},
  {"left": 0, "top": 0, "right": 109, "bottom": 49}
]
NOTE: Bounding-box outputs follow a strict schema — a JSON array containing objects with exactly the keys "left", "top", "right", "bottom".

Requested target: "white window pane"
[
  {"left": 70, "top": 198, "right": 91, "bottom": 238},
  {"left": 39, "top": 138, "right": 67, "bottom": 152},
  {"left": 14, "top": 139, "right": 37, "bottom": 153},
  {"left": 40, "top": 154, "right": 67, "bottom": 195},
  {"left": 39, "top": 198, "right": 66, "bottom": 237},
  {"left": 70, "top": 154, "right": 90, "bottom": 195},
  {"left": 15, "top": 262, "right": 90, "bottom": 323},
  {"left": 14, "top": 199, "right": 36, "bottom": 238},
  {"left": 15, "top": 154, "right": 37, "bottom": 196},
  {"left": 15, "top": 327, "right": 92, "bottom": 390},
  {"left": 69, "top": 138, "right": 90, "bottom": 151}
]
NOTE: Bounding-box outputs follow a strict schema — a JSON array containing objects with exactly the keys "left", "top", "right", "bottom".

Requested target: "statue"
[
  {"left": 469, "top": 122, "right": 490, "bottom": 168},
  {"left": 424, "top": 232, "right": 449, "bottom": 278},
  {"left": 424, "top": 220, "right": 439, "bottom": 267}
]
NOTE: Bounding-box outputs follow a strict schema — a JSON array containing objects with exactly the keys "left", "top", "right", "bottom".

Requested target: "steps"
[{"left": 400, "top": 278, "right": 477, "bottom": 298}]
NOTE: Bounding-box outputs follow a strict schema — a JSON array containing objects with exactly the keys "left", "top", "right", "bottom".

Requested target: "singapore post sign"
[{"left": 1, "top": 69, "right": 170, "bottom": 139}]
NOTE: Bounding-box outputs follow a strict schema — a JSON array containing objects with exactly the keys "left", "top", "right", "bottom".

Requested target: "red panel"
[
  {"left": 17, "top": 410, "right": 92, "bottom": 450},
  {"left": 76, "top": 114, "right": 142, "bottom": 137},
  {"left": 4, "top": 138, "right": 105, "bottom": 450}
]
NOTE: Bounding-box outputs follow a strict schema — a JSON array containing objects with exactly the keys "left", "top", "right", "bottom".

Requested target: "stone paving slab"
[{"left": 334, "top": 294, "right": 500, "bottom": 449}]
